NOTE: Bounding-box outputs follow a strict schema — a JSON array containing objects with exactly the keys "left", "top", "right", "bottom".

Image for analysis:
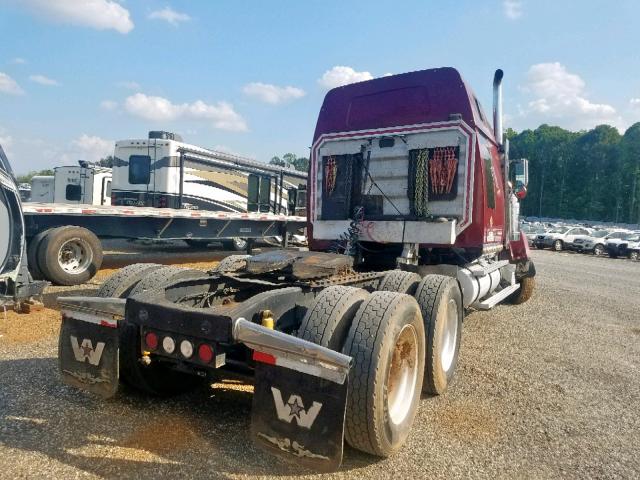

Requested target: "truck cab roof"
[{"left": 313, "top": 67, "right": 494, "bottom": 142}]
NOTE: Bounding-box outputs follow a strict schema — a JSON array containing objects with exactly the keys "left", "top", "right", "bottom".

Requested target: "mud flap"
[
  {"left": 251, "top": 362, "right": 348, "bottom": 472},
  {"left": 58, "top": 314, "right": 120, "bottom": 398}
]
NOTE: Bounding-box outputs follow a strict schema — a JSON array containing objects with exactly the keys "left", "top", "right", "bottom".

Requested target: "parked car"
[
  {"left": 569, "top": 229, "right": 611, "bottom": 255},
  {"left": 534, "top": 226, "right": 592, "bottom": 251},
  {"left": 605, "top": 232, "right": 640, "bottom": 258},
  {"left": 523, "top": 226, "right": 548, "bottom": 246}
]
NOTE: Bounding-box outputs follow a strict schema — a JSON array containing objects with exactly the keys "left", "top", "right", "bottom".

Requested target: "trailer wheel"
[
  {"left": 36, "top": 226, "right": 102, "bottom": 285},
  {"left": 26, "top": 229, "right": 53, "bottom": 280},
  {"left": 96, "top": 263, "right": 164, "bottom": 298},
  {"left": 297, "top": 286, "right": 368, "bottom": 350},
  {"left": 222, "top": 237, "right": 248, "bottom": 251},
  {"left": 378, "top": 270, "right": 421, "bottom": 295},
  {"left": 343, "top": 291, "right": 425, "bottom": 457},
  {"left": 414, "top": 275, "right": 463, "bottom": 395},
  {"left": 121, "top": 266, "right": 206, "bottom": 396},
  {"left": 508, "top": 276, "right": 536, "bottom": 305},
  {"left": 213, "top": 254, "right": 251, "bottom": 273}
]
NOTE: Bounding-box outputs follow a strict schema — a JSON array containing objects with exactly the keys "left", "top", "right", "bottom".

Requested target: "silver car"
[
  {"left": 534, "top": 226, "right": 592, "bottom": 251},
  {"left": 570, "top": 229, "right": 611, "bottom": 255}
]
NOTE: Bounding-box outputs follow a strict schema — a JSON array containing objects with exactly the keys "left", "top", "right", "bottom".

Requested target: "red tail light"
[
  {"left": 198, "top": 344, "right": 214, "bottom": 364},
  {"left": 144, "top": 332, "right": 158, "bottom": 350}
]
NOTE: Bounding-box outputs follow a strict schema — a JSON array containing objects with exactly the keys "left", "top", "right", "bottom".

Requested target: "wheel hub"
[
  {"left": 386, "top": 323, "right": 419, "bottom": 425},
  {"left": 58, "top": 238, "right": 93, "bottom": 274},
  {"left": 441, "top": 299, "right": 459, "bottom": 372}
]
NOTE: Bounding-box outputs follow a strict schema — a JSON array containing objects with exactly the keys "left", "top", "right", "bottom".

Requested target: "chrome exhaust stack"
[{"left": 493, "top": 69, "right": 504, "bottom": 146}]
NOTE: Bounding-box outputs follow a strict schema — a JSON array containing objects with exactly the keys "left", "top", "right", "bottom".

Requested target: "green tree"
[{"left": 16, "top": 169, "right": 54, "bottom": 184}]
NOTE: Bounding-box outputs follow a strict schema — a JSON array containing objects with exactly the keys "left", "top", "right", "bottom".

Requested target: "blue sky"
[{"left": 1, "top": 0, "right": 639, "bottom": 173}]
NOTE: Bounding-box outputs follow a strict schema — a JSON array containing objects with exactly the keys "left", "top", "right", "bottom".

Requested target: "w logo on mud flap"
[
  {"left": 70, "top": 336, "right": 105, "bottom": 366},
  {"left": 271, "top": 387, "right": 322, "bottom": 429}
]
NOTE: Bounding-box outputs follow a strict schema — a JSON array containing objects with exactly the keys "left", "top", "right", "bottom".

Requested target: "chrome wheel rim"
[
  {"left": 58, "top": 238, "right": 93, "bottom": 274},
  {"left": 234, "top": 238, "right": 247, "bottom": 250},
  {"left": 386, "top": 324, "right": 419, "bottom": 425},
  {"left": 441, "top": 298, "right": 459, "bottom": 372},
  {"left": 594, "top": 245, "right": 603, "bottom": 256}
]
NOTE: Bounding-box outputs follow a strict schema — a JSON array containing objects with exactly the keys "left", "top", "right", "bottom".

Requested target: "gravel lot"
[{"left": 1, "top": 249, "right": 639, "bottom": 479}]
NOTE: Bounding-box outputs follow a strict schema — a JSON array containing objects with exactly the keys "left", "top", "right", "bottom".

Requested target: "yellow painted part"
[{"left": 261, "top": 310, "right": 274, "bottom": 330}]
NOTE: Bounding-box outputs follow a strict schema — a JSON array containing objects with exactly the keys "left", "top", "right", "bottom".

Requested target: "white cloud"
[
  {"left": 519, "top": 62, "right": 620, "bottom": 130},
  {"left": 148, "top": 7, "right": 190, "bottom": 26},
  {"left": 630, "top": 98, "right": 640, "bottom": 108},
  {"left": 20, "top": 0, "right": 133, "bottom": 34},
  {"left": 11, "top": 58, "right": 27, "bottom": 65},
  {"left": 318, "top": 66, "right": 373, "bottom": 89},
  {"left": 116, "top": 80, "right": 140, "bottom": 90},
  {"left": 100, "top": 100, "right": 118, "bottom": 111},
  {"left": 503, "top": 0, "right": 523, "bottom": 20},
  {"left": 0, "top": 72, "right": 24, "bottom": 95},
  {"left": 242, "top": 82, "right": 305, "bottom": 105},
  {"left": 69, "top": 134, "right": 113, "bottom": 162},
  {"left": 29, "top": 74, "right": 60, "bottom": 86},
  {"left": 124, "top": 93, "right": 248, "bottom": 132}
]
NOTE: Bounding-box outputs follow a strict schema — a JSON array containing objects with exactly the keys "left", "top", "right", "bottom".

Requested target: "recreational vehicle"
[{"left": 111, "top": 131, "right": 307, "bottom": 214}]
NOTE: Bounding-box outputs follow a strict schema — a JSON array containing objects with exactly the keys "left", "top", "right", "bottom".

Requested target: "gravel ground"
[{"left": 1, "top": 250, "right": 639, "bottom": 479}]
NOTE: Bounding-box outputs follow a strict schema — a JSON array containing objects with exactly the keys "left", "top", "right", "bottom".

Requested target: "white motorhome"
[
  {"left": 28, "top": 163, "right": 112, "bottom": 205},
  {"left": 29, "top": 175, "right": 54, "bottom": 202},
  {"left": 111, "top": 131, "right": 307, "bottom": 214}
]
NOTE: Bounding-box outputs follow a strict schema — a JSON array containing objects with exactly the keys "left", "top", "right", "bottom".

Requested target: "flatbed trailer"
[{"left": 22, "top": 202, "right": 306, "bottom": 285}]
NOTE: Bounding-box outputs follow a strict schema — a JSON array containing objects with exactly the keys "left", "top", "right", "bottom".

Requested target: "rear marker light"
[
  {"left": 162, "top": 336, "right": 176, "bottom": 354},
  {"left": 198, "top": 344, "right": 214, "bottom": 364},
  {"left": 144, "top": 332, "right": 158, "bottom": 350},
  {"left": 180, "top": 340, "right": 194, "bottom": 358}
]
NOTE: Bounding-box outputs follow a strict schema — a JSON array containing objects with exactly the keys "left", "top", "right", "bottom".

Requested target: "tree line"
[{"left": 507, "top": 123, "right": 640, "bottom": 224}]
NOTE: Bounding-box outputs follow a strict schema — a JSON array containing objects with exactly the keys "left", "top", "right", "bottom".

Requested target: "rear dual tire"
[{"left": 297, "top": 288, "right": 427, "bottom": 458}]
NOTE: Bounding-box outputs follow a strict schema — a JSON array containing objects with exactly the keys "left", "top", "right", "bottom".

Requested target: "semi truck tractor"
[{"left": 57, "top": 67, "right": 535, "bottom": 472}]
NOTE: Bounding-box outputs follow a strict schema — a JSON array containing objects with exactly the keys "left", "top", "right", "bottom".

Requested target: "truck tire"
[
  {"left": 128, "top": 265, "right": 204, "bottom": 297},
  {"left": 36, "top": 226, "right": 103, "bottom": 285},
  {"left": 26, "top": 229, "right": 53, "bottom": 280},
  {"left": 297, "top": 286, "right": 368, "bottom": 350},
  {"left": 414, "top": 275, "right": 463, "bottom": 395},
  {"left": 213, "top": 254, "right": 251, "bottom": 273},
  {"left": 343, "top": 291, "right": 425, "bottom": 457},
  {"left": 222, "top": 237, "right": 248, "bottom": 251},
  {"left": 508, "top": 276, "right": 535, "bottom": 305},
  {"left": 96, "top": 263, "right": 163, "bottom": 298},
  {"left": 378, "top": 270, "right": 421, "bottom": 295},
  {"left": 121, "top": 266, "right": 206, "bottom": 396},
  {"left": 553, "top": 239, "right": 563, "bottom": 251}
]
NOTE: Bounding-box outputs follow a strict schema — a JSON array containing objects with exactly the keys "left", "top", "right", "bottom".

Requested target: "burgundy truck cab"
[{"left": 308, "top": 67, "right": 530, "bottom": 271}]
